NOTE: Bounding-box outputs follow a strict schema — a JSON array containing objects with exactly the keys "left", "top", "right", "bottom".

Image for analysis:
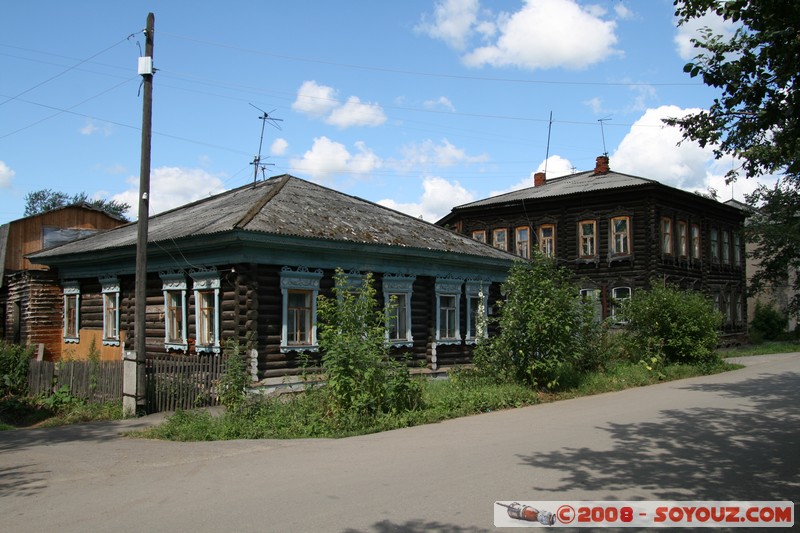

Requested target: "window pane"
[
  {"left": 580, "top": 221, "right": 595, "bottom": 257},
  {"left": 388, "top": 293, "right": 408, "bottom": 340},
  {"left": 198, "top": 291, "right": 215, "bottom": 345},
  {"left": 612, "top": 217, "right": 629, "bottom": 254},
  {"left": 103, "top": 293, "right": 118, "bottom": 339},
  {"left": 288, "top": 291, "right": 312, "bottom": 345},
  {"left": 65, "top": 295, "right": 78, "bottom": 337},
  {"left": 166, "top": 292, "right": 184, "bottom": 343},
  {"left": 439, "top": 295, "right": 456, "bottom": 338}
]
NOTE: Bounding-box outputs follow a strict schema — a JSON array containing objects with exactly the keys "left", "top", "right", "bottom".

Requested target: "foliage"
[
  {"left": 473, "top": 257, "right": 596, "bottom": 390},
  {"left": 24, "top": 188, "right": 130, "bottom": 220},
  {"left": 218, "top": 337, "right": 251, "bottom": 410},
  {"left": 316, "top": 270, "right": 422, "bottom": 420},
  {"left": 749, "top": 301, "right": 788, "bottom": 342},
  {"left": 620, "top": 281, "right": 723, "bottom": 365},
  {"left": 666, "top": 0, "right": 800, "bottom": 319},
  {"left": 0, "top": 341, "right": 33, "bottom": 397}
]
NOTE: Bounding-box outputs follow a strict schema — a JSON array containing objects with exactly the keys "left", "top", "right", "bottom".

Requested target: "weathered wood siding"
[{"left": 2, "top": 270, "right": 62, "bottom": 359}]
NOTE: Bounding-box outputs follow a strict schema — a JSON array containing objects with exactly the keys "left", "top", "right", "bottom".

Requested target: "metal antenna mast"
[
  {"left": 543, "top": 111, "right": 553, "bottom": 175},
  {"left": 249, "top": 103, "right": 282, "bottom": 185},
  {"left": 598, "top": 116, "right": 611, "bottom": 156}
]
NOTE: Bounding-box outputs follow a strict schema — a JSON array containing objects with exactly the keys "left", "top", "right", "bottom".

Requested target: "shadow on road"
[
  {"left": 343, "top": 520, "right": 490, "bottom": 533},
  {"left": 517, "top": 372, "right": 800, "bottom": 503},
  {"left": 0, "top": 464, "right": 50, "bottom": 498}
]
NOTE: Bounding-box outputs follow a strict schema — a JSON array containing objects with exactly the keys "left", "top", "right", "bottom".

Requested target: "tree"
[
  {"left": 665, "top": 0, "right": 800, "bottom": 318},
  {"left": 24, "top": 189, "right": 130, "bottom": 220}
]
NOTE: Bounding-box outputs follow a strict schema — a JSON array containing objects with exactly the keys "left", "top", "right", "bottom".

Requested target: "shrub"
[
  {"left": 218, "top": 337, "right": 251, "bottom": 410},
  {"left": 317, "top": 269, "right": 422, "bottom": 419},
  {"left": 620, "top": 282, "right": 723, "bottom": 365},
  {"left": 0, "top": 341, "right": 33, "bottom": 397},
  {"left": 473, "top": 257, "right": 596, "bottom": 389},
  {"left": 750, "top": 301, "right": 788, "bottom": 341}
]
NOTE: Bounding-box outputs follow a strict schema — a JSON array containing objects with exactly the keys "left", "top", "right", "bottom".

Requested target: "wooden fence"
[
  {"left": 27, "top": 354, "right": 226, "bottom": 413},
  {"left": 28, "top": 359, "right": 123, "bottom": 403},
  {"left": 145, "top": 353, "right": 226, "bottom": 413}
]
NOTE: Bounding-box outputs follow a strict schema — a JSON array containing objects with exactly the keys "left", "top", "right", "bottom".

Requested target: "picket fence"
[{"left": 27, "top": 354, "right": 227, "bottom": 413}]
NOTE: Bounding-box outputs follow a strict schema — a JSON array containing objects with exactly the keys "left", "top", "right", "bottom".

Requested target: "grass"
[
  {"left": 137, "top": 359, "right": 740, "bottom": 442},
  {"left": 0, "top": 395, "right": 123, "bottom": 430},
  {"left": 717, "top": 340, "right": 799, "bottom": 358}
]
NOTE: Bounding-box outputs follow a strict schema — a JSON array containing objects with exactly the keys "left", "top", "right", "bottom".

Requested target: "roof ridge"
[{"left": 233, "top": 174, "right": 291, "bottom": 229}]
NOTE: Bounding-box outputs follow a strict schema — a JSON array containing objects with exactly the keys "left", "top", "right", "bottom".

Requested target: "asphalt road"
[{"left": 1, "top": 353, "right": 798, "bottom": 532}]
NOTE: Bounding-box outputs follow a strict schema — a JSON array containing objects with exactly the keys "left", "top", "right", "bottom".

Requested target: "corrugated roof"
[
  {"left": 29, "top": 175, "right": 515, "bottom": 262},
  {"left": 452, "top": 170, "right": 658, "bottom": 210}
]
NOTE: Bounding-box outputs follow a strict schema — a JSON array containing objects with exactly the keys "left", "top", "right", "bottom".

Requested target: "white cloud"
[
  {"left": 79, "top": 119, "right": 113, "bottom": 136},
  {"left": 271, "top": 138, "right": 288, "bottom": 156},
  {"left": 614, "top": 3, "right": 633, "bottom": 20},
  {"left": 585, "top": 97, "right": 604, "bottom": 114},
  {"left": 674, "top": 10, "right": 737, "bottom": 60},
  {"left": 490, "top": 155, "right": 575, "bottom": 195},
  {"left": 399, "top": 138, "right": 488, "bottom": 170},
  {"left": 378, "top": 176, "right": 475, "bottom": 222},
  {"left": 423, "top": 96, "right": 456, "bottom": 112},
  {"left": 112, "top": 167, "right": 227, "bottom": 219},
  {"left": 461, "top": 0, "right": 620, "bottom": 70},
  {"left": 289, "top": 136, "right": 382, "bottom": 182},
  {"left": 0, "top": 160, "right": 15, "bottom": 189},
  {"left": 291, "top": 81, "right": 340, "bottom": 117},
  {"left": 415, "top": 0, "right": 481, "bottom": 50},
  {"left": 326, "top": 96, "right": 387, "bottom": 128}
]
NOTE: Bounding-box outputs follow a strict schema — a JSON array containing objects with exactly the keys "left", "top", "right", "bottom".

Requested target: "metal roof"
[
  {"left": 451, "top": 170, "right": 659, "bottom": 210},
  {"left": 29, "top": 175, "right": 516, "bottom": 262}
]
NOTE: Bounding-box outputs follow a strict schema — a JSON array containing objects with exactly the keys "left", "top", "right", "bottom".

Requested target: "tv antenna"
[
  {"left": 249, "top": 103, "right": 282, "bottom": 185},
  {"left": 544, "top": 111, "right": 553, "bottom": 175},
  {"left": 598, "top": 116, "right": 611, "bottom": 156}
]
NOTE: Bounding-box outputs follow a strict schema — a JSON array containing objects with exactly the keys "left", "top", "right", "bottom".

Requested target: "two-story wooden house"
[{"left": 437, "top": 156, "right": 748, "bottom": 336}]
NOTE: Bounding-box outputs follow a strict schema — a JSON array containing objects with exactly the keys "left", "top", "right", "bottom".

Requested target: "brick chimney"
[
  {"left": 594, "top": 155, "right": 610, "bottom": 175},
  {"left": 533, "top": 171, "right": 546, "bottom": 187}
]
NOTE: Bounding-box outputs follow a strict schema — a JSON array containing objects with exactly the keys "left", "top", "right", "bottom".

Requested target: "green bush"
[
  {"left": 218, "top": 337, "right": 251, "bottom": 411},
  {"left": 317, "top": 269, "right": 422, "bottom": 419},
  {"left": 750, "top": 301, "right": 788, "bottom": 341},
  {"left": 473, "top": 257, "right": 597, "bottom": 389},
  {"left": 0, "top": 341, "right": 33, "bottom": 397},
  {"left": 620, "top": 282, "right": 723, "bottom": 365}
]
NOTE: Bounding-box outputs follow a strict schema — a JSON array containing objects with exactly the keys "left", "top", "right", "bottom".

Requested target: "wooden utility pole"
[{"left": 124, "top": 12, "right": 154, "bottom": 415}]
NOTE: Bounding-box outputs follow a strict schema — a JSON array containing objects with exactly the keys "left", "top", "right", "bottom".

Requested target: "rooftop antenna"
[
  {"left": 543, "top": 111, "right": 553, "bottom": 175},
  {"left": 598, "top": 116, "right": 611, "bottom": 156},
  {"left": 249, "top": 103, "right": 282, "bottom": 185}
]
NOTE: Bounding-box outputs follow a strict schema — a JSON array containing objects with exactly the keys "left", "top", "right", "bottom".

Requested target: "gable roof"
[{"left": 29, "top": 175, "right": 515, "bottom": 264}]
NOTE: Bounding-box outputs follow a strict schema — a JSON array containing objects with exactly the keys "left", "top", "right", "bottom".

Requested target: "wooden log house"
[
  {"left": 0, "top": 204, "right": 126, "bottom": 359},
  {"left": 28, "top": 175, "right": 516, "bottom": 384},
  {"left": 437, "top": 156, "right": 749, "bottom": 339}
]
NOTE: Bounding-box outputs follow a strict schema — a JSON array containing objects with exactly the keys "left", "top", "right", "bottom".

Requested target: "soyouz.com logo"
[{"left": 493, "top": 501, "right": 794, "bottom": 528}]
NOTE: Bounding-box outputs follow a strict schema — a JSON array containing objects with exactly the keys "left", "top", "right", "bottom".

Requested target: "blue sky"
[{"left": 0, "top": 0, "right": 775, "bottom": 224}]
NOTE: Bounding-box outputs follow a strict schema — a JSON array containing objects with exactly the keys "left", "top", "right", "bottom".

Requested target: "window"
[
  {"left": 691, "top": 224, "right": 701, "bottom": 259},
  {"left": 579, "top": 220, "right": 597, "bottom": 258},
  {"left": 63, "top": 281, "right": 80, "bottom": 343},
  {"left": 280, "top": 266, "right": 323, "bottom": 352},
  {"left": 466, "top": 280, "right": 489, "bottom": 342},
  {"left": 661, "top": 217, "right": 673, "bottom": 255},
  {"left": 580, "top": 288, "right": 603, "bottom": 322},
  {"left": 161, "top": 272, "right": 187, "bottom": 351},
  {"left": 384, "top": 274, "right": 415, "bottom": 347},
  {"left": 100, "top": 276, "right": 120, "bottom": 346},
  {"left": 515, "top": 227, "right": 530, "bottom": 259},
  {"left": 610, "top": 216, "right": 631, "bottom": 255},
  {"left": 722, "top": 230, "right": 730, "bottom": 264},
  {"left": 192, "top": 271, "right": 220, "bottom": 354},
  {"left": 471, "top": 230, "right": 486, "bottom": 243},
  {"left": 710, "top": 228, "right": 719, "bottom": 261},
  {"left": 435, "top": 278, "right": 462, "bottom": 344},
  {"left": 538, "top": 224, "right": 555, "bottom": 257},
  {"left": 611, "top": 286, "right": 631, "bottom": 322},
  {"left": 492, "top": 228, "right": 507, "bottom": 251},
  {"left": 677, "top": 221, "right": 688, "bottom": 257},
  {"left": 734, "top": 233, "right": 743, "bottom": 266}
]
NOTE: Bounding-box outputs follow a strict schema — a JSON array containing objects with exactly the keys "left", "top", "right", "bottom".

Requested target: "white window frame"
[
  {"left": 63, "top": 281, "right": 80, "bottom": 343},
  {"left": 677, "top": 220, "right": 688, "bottom": 258},
  {"left": 100, "top": 276, "right": 120, "bottom": 346},
  {"left": 661, "top": 217, "right": 673, "bottom": 256},
  {"left": 280, "top": 266, "right": 323, "bottom": 353},
  {"left": 383, "top": 274, "right": 415, "bottom": 347},
  {"left": 435, "top": 277, "right": 463, "bottom": 344},
  {"left": 465, "top": 280, "right": 489, "bottom": 343},
  {"left": 579, "top": 220, "right": 597, "bottom": 258},
  {"left": 161, "top": 273, "right": 188, "bottom": 351},
  {"left": 538, "top": 224, "right": 555, "bottom": 257},
  {"left": 191, "top": 271, "right": 221, "bottom": 354},
  {"left": 611, "top": 216, "right": 631, "bottom": 256},
  {"left": 611, "top": 286, "right": 632, "bottom": 323}
]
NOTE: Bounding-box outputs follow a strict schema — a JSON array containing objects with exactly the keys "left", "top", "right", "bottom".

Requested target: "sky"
[{"left": 0, "top": 0, "right": 779, "bottom": 224}]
